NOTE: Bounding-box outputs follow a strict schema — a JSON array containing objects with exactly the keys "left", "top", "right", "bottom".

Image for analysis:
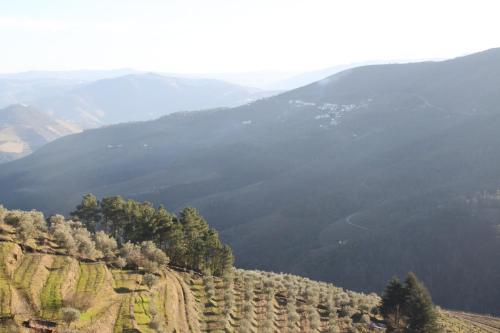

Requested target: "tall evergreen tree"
[
  {"left": 100, "top": 196, "right": 127, "bottom": 239},
  {"left": 403, "top": 272, "right": 439, "bottom": 333},
  {"left": 163, "top": 221, "right": 188, "bottom": 267},
  {"left": 380, "top": 273, "right": 439, "bottom": 333},
  {"left": 152, "top": 205, "right": 175, "bottom": 247},
  {"left": 180, "top": 207, "right": 209, "bottom": 270},
  {"left": 71, "top": 193, "right": 101, "bottom": 232},
  {"left": 180, "top": 207, "right": 209, "bottom": 241},
  {"left": 380, "top": 277, "right": 407, "bottom": 332}
]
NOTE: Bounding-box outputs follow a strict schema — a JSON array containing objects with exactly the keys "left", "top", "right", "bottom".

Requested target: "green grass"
[
  {"left": 112, "top": 270, "right": 141, "bottom": 333},
  {"left": 76, "top": 262, "right": 106, "bottom": 294},
  {"left": 0, "top": 282, "right": 10, "bottom": 317},
  {"left": 155, "top": 287, "right": 167, "bottom": 327},
  {"left": 13, "top": 254, "right": 41, "bottom": 289},
  {"left": 0, "top": 243, "right": 14, "bottom": 316},
  {"left": 134, "top": 293, "right": 152, "bottom": 332},
  {"left": 13, "top": 253, "right": 42, "bottom": 306},
  {"left": 39, "top": 256, "right": 70, "bottom": 319},
  {"left": 113, "top": 294, "right": 134, "bottom": 333},
  {"left": 112, "top": 269, "right": 139, "bottom": 292},
  {"left": 76, "top": 301, "right": 119, "bottom": 329}
]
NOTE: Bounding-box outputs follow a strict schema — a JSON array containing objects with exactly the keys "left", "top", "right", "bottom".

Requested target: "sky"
[{"left": 1, "top": 0, "right": 500, "bottom": 74}]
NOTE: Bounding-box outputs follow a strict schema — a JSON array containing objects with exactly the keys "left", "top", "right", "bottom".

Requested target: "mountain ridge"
[{"left": 0, "top": 72, "right": 278, "bottom": 128}]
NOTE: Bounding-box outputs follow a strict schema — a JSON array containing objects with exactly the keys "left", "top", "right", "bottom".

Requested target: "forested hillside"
[{"left": 1, "top": 49, "right": 500, "bottom": 314}]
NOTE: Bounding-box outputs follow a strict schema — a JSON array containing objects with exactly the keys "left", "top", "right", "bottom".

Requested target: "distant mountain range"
[
  {"left": 34, "top": 73, "right": 277, "bottom": 127},
  {"left": 0, "top": 68, "right": 140, "bottom": 81},
  {"left": 175, "top": 58, "right": 442, "bottom": 90},
  {"left": 0, "top": 73, "right": 278, "bottom": 129},
  {"left": 1, "top": 49, "right": 500, "bottom": 313},
  {"left": 0, "top": 104, "right": 80, "bottom": 162}
]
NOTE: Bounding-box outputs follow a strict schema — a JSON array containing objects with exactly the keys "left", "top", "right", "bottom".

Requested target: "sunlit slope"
[
  {"left": 0, "top": 241, "right": 383, "bottom": 332},
  {"left": 0, "top": 240, "right": 496, "bottom": 332}
]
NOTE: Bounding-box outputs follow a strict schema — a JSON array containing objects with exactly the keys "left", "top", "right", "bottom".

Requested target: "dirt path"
[
  {"left": 172, "top": 272, "right": 201, "bottom": 333},
  {"left": 164, "top": 270, "right": 201, "bottom": 333}
]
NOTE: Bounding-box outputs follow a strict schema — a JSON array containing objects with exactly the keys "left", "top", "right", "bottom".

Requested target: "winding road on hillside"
[{"left": 345, "top": 212, "right": 369, "bottom": 231}]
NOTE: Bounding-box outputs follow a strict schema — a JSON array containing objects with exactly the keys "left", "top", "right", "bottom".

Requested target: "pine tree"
[
  {"left": 71, "top": 193, "right": 101, "bottom": 232},
  {"left": 100, "top": 196, "right": 127, "bottom": 239},
  {"left": 403, "top": 272, "right": 439, "bottom": 333},
  {"left": 380, "top": 273, "right": 439, "bottom": 333},
  {"left": 180, "top": 207, "right": 209, "bottom": 270},
  {"left": 380, "top": 277, "right": 407, "bottom": 332},
  {"left": 164, "top": 222, "right": 188, "bottom": 267}
]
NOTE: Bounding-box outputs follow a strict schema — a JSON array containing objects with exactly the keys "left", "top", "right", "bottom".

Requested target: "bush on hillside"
[
  {"left": 62, "top": 307, "right": 81, "bottom": 327},
  {"left": 3, "top": 209, "right": 46, "bottom": 248},
  {"left": 142, "top": 273, "right": 158, "bottom": 290},
  {"left": 95, "top": 231, "right": 117, "bottom": 260},
  {"left": 120, "top": 241, "right": 168, "bottom": 273}
]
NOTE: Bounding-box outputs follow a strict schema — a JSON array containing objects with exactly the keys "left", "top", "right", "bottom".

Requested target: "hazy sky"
[{"left": 1, "top": 0, "right": 499, "bottom": 74}]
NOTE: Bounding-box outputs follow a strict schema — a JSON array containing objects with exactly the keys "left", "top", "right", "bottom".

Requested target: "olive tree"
[
  {"left": 142, "top": 273, "right": 158, "bottom": 290},
  {"left": 95, "top": 231, "right": 118, "bottom": 261},
  {"left": 62, "top": 307, "right": 81, "bottom": 327}
]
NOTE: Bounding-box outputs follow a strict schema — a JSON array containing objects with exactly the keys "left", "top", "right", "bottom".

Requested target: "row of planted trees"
[
  {"left": 196, "top": 267, "right": 381, "bottom": 333},
  {"left": 0, "top": 194, "right": 233, "bottom": 276}
]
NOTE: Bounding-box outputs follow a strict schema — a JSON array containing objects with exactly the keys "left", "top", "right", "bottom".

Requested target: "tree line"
[
  {"left": 70, "top": 194, "right": 233, "bottom": 275},
  {"left": 0, "top": 194, "right": 233, "bottom": 276}
]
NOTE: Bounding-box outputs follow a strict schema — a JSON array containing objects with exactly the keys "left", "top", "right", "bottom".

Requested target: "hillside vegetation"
[
  {"left": 0, "top": 204, "right": 497, "bottom": 332},
  {"left": 2, "top": 49, "right": 500, "bottom": 314}
]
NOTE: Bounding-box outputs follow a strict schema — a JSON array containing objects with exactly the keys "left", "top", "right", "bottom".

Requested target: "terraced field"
[
  {"left": 113, "top": 293, "right": 134, "bottom": 333},
  {"left": 13, "top": 254, "right": 42, "bottom": 290},
  {"left": 76, "top": 262, "right": 106, "bottom": 294},
  {"left": 188, "top": 269, "right": 368, "bottom": 333},
  {"left": 39, "top": 256, "right": 71, "bottom": 319},
  {"left": 13, "top": 253, "right": 43, "bottom": 307},
  {"left": 439, "top": 311, "right": 500, "bottom": 333},
  {"left": 0, "top": 243, "right": 14, "bottom": 316},
  {"left": 134, "top": 292, "right": 153, "bottom": 332},
  {"left": 112, "top": 269, "right": 140, "bottom": 333},
  {"left": 0, "top": 240, "right": 495, "bottom": 333}
]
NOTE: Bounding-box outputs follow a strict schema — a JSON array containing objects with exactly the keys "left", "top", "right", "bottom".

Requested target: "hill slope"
[
  {"left": 0, "top": 69, "right": 141, "bottom": 110},
  {"left": 1, "top": 49, "right": 500, "bottom": 313},
  {"left": 0, "top": 104, "right": 80, "bottom": 163},
  {"left": 0, "top": 231, "right": 381, "bottom": 332},
  {"left": 3, "top": 73, "right": 277, "bottom": 128},
  {"left": 0, "top": 223, "right": 494, "bottom": 333}
]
